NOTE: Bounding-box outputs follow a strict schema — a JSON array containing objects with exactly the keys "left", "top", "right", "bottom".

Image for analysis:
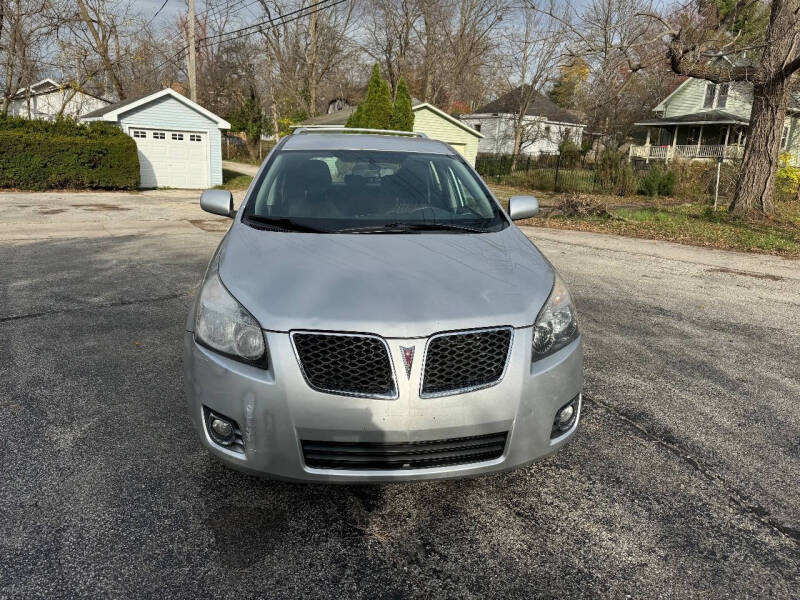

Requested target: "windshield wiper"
[
  {"left": 244, "top": 214, "right": 327, "bottom": 233},
  {"left": 336, "top": 222, "right": 486, "bottom": 234}
]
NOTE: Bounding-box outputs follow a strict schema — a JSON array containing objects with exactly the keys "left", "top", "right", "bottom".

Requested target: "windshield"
[{"left": 241, "top": 149, "right": 507, "bottom": 233}]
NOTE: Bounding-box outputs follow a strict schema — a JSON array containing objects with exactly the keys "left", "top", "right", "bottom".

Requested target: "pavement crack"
[
  {"left": 0, "top": 291, "right": 194, "bottom": 323},
  {"left": 583, "top": 393, "right": 800, "bottom": 548}
]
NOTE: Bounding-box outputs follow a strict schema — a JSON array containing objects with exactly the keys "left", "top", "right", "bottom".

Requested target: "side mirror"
[
  {"left": 508, "top": 195, "right": 539, "bottom": 221},
  {"left": 200, "top": 189, "right": 234, "bottom": 218}
]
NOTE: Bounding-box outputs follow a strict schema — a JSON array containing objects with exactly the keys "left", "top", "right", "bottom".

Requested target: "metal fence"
[{"left": 475, "top": 152, "right": 659, "bottom": 195}]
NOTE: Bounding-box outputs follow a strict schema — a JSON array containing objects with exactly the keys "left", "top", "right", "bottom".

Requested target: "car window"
[{"left": 244, "top": 149, "right": 506, "bottom": 233}]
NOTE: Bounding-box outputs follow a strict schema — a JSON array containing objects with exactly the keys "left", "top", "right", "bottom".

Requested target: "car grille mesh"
[
  {"left": 301, "top": 432, "right": 508, "bottom": 470},
  {"left": 421, "top": 328, "right": 512, "bottom": 396},
  {"left": 293, "top": 333, "right": 395, "bottom": 397}
]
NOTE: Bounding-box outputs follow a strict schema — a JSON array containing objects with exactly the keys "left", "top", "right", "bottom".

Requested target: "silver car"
[{"left": 184, "top": 128, "right": 582, "bottom": 482}]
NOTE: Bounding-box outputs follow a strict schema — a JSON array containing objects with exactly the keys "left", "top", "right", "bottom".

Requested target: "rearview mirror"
[
  {"left": 200, "top": 189, "right": 234, "bottom": 218},
  {"left": 508, "top": 195, "right": 539, "bottom": 221}
]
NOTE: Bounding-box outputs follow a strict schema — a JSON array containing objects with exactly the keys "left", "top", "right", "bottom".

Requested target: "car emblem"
[{"left": 400, "top": 346, "right": 415, "bottom": 378}]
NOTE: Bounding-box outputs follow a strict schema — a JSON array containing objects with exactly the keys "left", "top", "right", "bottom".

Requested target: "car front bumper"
[{"left": 183, "top": 328, "right": 583, "bottom": 482}]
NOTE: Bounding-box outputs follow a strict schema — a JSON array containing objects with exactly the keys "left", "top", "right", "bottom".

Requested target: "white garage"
[{"left": 81, "top": 88, "right": 230, "bottom": 189}]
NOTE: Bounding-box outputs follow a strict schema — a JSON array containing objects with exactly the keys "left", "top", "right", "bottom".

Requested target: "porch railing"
[{"left": 629, "top": 144, "right": 745, "bottom": 161}]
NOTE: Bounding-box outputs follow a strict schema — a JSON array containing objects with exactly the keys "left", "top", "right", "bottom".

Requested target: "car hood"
[{"left": 218, "top": 221, "right": 554, "bottom": 338}]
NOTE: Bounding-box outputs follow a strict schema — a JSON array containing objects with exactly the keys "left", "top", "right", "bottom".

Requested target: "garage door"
[{"left": 129, "top": 128, "right": 209, "bottom": 189}]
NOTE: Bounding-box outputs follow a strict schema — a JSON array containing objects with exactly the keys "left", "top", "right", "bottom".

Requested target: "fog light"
[
  {"left": 211, "top": 418, "right": 234, "bottom": 442},
  {"left": 552, "top": 395, "right": 580, "bottom": 438},
  {"left": 557, "top": 405, "right": 575, "bottom": 430}
]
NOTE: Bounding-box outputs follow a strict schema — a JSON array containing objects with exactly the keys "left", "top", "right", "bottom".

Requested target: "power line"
[
  {"left": 197, "top": 0, "right": 342, "bottom": 45},
  {"left": 33, "top": 0, "right": 345, "bottom": 90},
  {"left": 144, "top": 0, "right": 171, "bottom": 28}
]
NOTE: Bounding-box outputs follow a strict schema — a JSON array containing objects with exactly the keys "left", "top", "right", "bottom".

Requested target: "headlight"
[
  {"left": 195, "top": 273, "right": 267, "bottom": 366},
  {"left": 532, "top": 274, "right": 578, "bottom": 361}
]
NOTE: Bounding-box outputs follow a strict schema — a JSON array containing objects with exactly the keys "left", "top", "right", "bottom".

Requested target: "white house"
[
  {"left": 5, "top": 78, "right": 110, "bottom": 120},
  {"left": 460, "top": 86, "right": 586, "bottom": 156},
  {"left": 81, "top": 88, "right": 230, "bottom": 189}
]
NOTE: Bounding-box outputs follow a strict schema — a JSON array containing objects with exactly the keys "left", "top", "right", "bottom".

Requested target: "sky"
[{"left": 136, "top": 0, "right": 265, "bottom": 30}]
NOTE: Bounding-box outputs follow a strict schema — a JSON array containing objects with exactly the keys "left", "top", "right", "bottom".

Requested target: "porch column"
[
  {"left": 697, "top": 125, "right": 704, "bottom": 155},
  {"left": 723, "top": 125, "right": 731, "bottom": 159},
  {"left": 669, "top": 125, "right": 679, "bottom": 163},
  {"left": 645, "top": 128, "right": 651, "bottom": 164}
]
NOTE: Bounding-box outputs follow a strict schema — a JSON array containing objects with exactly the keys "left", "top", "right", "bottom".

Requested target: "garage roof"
[
  {"left": 80, "top": 88, "right": 230, "bottom": 128},
  {"left": 300, "top": 100, "right": 482, "bottom": 138}
]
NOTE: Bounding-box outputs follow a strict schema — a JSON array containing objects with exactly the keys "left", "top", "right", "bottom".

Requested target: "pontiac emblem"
[{"left": 400, "top": 346, "right": 415, "bottom": 378}]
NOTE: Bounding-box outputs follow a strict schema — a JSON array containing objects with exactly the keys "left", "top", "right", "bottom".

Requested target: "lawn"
[
  {"left": 521, "top": 199, "right": 800, "bottom": 257},
  {"left": 215, "top": 169, "right": 254, "bottom": 190},
  {"left": 486, "top": 182, "right": 800, "bottom": 257}
]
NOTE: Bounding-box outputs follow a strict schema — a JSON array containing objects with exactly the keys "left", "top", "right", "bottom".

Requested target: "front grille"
[
  {"left": 292, "top": 332, "right": 396, "bottom": 398},
  {"left": 421, "top": 327, "right": 513, "bottom": 397},
  {"left": 301, "top": 432, "right": 508, "bottom": 470}
]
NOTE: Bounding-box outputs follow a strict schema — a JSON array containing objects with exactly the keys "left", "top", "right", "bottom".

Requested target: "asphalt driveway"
[{"left": 1, "top": 190, "right": 798, "bottom": 599}]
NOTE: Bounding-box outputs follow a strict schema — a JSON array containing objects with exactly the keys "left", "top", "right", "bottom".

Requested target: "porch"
[
  {"left": 630, "top": 143, "right": 745, "bottom": 161},
  {"left": 631, "top": 110, "right": 749, "bottom": 163}
]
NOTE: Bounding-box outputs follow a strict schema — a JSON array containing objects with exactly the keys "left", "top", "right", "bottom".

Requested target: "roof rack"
[{"left": 291, "top": 126, "right": 427, "bottom": 138}]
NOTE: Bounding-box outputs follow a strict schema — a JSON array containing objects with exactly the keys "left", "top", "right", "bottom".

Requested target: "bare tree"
[
  {"left": 361, "top": 0, "right": 421, "bottom": 93},
  {"left": 566, "top": 0, "right": 667, "bottom": 140},
  {"left": 0, "top": 0, "right": 55, "bottom": 115},
  {"left": 257, "top": 0, "right": 357, "bottom": 121},
  {"left": 73, "top": 0, "right": 128, "bottom": 99},
  {"left": 500, "top": 1, "right": 568, "bottom": 158}
]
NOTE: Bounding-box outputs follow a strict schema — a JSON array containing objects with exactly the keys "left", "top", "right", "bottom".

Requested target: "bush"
[
  {"left": 638, "top": 166, "right": 677, "bottom": 197},
  {"left": 638, "top": 167, "right": 662, "bottom": 197},
  {"left": 776, "top": 153, "right": 800, "bottom": 201},
  {"left": 597, "top": 151, "right": 636, "bottom": 196},
  {"left": 0, "top": 118, "right": 139, "bottom": 189},
  {"left": 558, "top": 140, "right": 581, "bottom": 168},
  {"left": 658, "top": 169, "right": 677, "bottom": 196},
  {"left": 667, "top": 160, "right": 717, "bottom": 201}
]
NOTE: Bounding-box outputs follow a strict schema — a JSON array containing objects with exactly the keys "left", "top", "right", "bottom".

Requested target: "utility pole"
[
  {"left": 187, "top": 0, "right": 197, "bottom": 102},
  {"left": 307, "top": 5, "right": 318, "bottom": 116}
]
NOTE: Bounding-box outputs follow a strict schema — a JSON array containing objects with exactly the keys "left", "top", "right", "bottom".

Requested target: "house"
[
  {"left": 81, "top": 88, "right": 230, "bottom": 189},
  {"left": 4, "top": 78, "right": 110, "bottom": 120},
  {"left": 459, "top": 87, "right": 586, "bottom": 156},
  {"left": 631, "top": 77, "right": 800, "bottom": 164},
  {"left": 299, "top": 99, "right": 484, "bottom": 166}
]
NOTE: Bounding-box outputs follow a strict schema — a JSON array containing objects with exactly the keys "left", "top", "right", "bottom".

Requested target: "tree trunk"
[{"left": 730, "top": 78, "right": 790, "bottom": 216}]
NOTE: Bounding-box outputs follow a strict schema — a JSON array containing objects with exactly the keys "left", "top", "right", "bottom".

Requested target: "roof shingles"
[{"left": 473, "top": 86, "right": 584, "bottom": 125}]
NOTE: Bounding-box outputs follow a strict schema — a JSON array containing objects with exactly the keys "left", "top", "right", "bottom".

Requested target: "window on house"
[
  {"left": 132, "top": 130, "right": 146, "bottom": 138},
  {"left": 687, "top": 127, "right": 701, "bottom": 145},
  {"left": 717, "top": 83, "right": 729, "bottom": 108},
  {"left": 703, "top": 83, "right": 715, "bottom": 108},
  {"left": 172, "top": 133, "right": 184, "bottom": 141},
  {"left": 781, "top": 124, "right": 790, "bottom": 150},
  {"left": 473, "top": 123, "right": 481, "bottom": 133},
  {"left": 153, "top": 131, "right": 166, "bottom": 140},
  {"left": 190, "top": 134, "right": 202, "bottom": 142},
  {"left": 544, "top": 125, "right": 551, "bottom": 138}
]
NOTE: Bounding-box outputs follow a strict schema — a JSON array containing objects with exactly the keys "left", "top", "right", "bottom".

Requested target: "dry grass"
[{"left": 488, "top": 184, "right": 800, "bottom": 257}]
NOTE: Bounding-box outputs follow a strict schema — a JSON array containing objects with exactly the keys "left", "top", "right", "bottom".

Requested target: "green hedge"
[{"left": 0, "top": 117, "right": 139, "bottom": 190}]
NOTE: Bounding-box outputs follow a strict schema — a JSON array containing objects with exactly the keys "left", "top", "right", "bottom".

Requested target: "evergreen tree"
[
  {"left": 345, "top": 103, "right": 365, "bottom": 128},
  {"left": 389, "top": 78, "right": 414, "bottom": 131},
  {"left": 347, "top": 63, "right": 392, "bottom": 129}
]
